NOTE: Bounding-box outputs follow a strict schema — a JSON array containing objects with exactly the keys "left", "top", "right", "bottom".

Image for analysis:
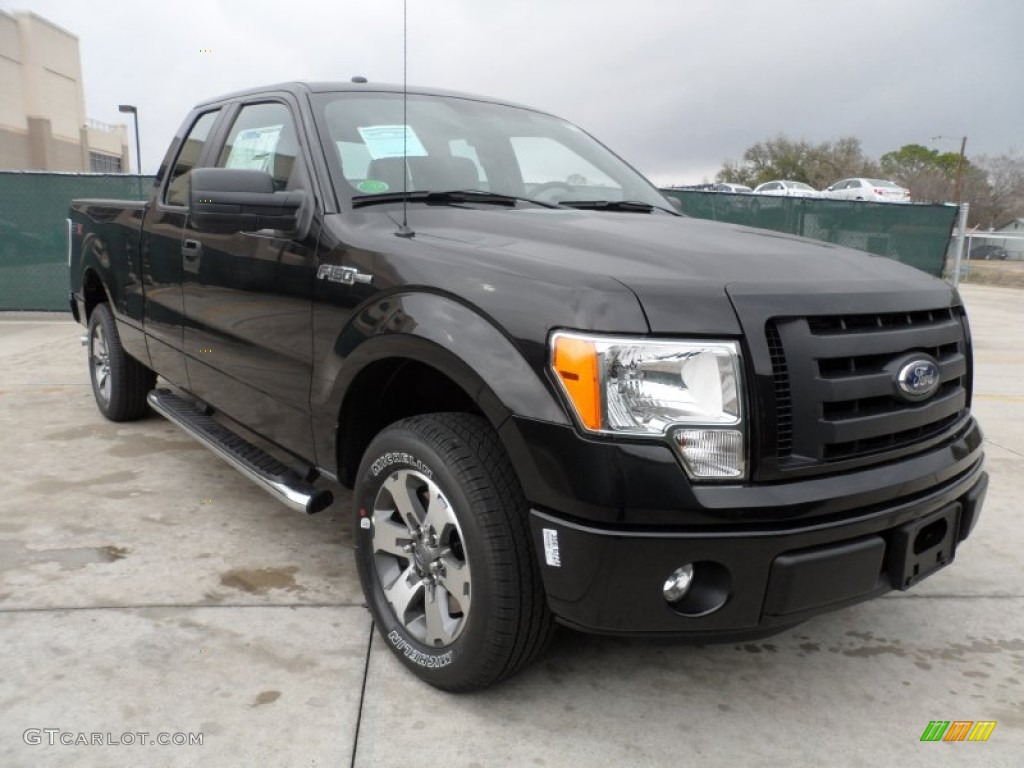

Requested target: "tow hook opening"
[{"left": 914, "top": 518, "right": 948, "bottom": 555}]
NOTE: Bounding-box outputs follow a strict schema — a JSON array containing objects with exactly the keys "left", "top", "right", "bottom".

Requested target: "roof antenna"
[{"left": 395, "top": 0, "right": 414, "bottom": 238}]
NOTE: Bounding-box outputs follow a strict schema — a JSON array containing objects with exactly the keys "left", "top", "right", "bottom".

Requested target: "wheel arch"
[
  {"left": 81, "top": 266, "right": 110, "bottom": 322},
  {"left": 316, "top": 291, "right": 568, "bottom": 487},
  {"left": 335, "top": 351, "right": 486, "bottom": 487}
]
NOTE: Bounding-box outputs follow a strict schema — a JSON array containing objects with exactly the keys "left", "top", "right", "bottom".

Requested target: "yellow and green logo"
[{"left": 920, "top": 721, "right": 996, "bottom": 742}]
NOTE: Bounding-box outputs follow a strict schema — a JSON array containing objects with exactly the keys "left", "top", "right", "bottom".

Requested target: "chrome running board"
[{"left": 147, "top": 389, "right": 333, "bottom": 514}]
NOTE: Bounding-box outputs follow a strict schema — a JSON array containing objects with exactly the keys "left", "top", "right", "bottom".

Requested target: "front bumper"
[{"left": 529, "top": 460, "right": 987, "bottom": 637}]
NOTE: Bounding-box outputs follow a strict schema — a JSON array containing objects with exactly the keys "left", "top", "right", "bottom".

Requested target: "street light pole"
[{"left": 118, "top": 104, "right": 141, "bottom": 175}]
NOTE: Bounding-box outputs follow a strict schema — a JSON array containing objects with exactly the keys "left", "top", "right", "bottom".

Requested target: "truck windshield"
[{"left": 312, "top": 91, "right": 673, "bottom": 212}]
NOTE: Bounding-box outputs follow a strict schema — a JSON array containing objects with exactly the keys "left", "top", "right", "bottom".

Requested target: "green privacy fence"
[
  {"left": 660, "top": 189, "right": 958, "bottom": 277},
  {"left": 0, "top": 172, "right": 154, "bottom": 311},
  {"left": 0, "top": 174, "right": 958, "bottom": 311}
]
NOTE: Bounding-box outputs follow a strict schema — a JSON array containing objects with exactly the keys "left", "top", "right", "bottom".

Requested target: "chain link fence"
[
  {"left": 0, "top": 172, "right": 154, "bottom": 311},
  {"left": 660, "top": 189, "right": 958, "bottom": 277},
  {"left": 952, "top": 230, "right": 1024, "bottom": 288}
]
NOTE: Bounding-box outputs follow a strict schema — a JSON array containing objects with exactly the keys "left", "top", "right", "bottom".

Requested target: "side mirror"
[
  {"left": 188, "top": 168, "right": 307, "bottom": 236},
  {"left": 667, "top": 196, "right": 684, "bottom": 213}
]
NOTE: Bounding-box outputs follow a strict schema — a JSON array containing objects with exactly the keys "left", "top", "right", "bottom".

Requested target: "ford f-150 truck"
[{"left": 69, "top": 81, "right": 987, "bottom": 691}]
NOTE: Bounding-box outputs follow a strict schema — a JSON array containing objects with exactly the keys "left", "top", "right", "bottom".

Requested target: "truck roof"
[{"left": 193, "top": 80, "right": 539, "bottom": 113}]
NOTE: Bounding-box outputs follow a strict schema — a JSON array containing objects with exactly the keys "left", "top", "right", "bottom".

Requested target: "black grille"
[
  {"left": 765, "top": 322, "right": 793, "bottom": 457},
  {"left": 764, "top": 307, "right": 968, "bottom": 469},
  {"left": 822, "top": 412, "right": 962, "bottom": 460},
  {"left": 807, "top": 307, "right": 956, "bottom": 335}
]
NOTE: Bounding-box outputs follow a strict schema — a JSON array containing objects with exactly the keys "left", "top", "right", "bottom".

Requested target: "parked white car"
[
  {"left": 752, "top": 180, "right": 820, "bottom": 198},
  {"left": 711, "top": 183, "right": 753, "bottom": 193},
  {"left": 823, "top": 178, "right": 911, "bottom": 203}
]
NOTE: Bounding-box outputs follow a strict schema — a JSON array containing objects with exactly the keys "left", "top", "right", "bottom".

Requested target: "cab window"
[
  {"left": 164, "top": 110, "right": 220, "bottom": 206},
  {"left": 216, "top": 102, "right": 300, "bottom": 191}
]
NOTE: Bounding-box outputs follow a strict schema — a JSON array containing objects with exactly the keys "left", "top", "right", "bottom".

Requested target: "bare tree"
[
  {"left": 806, "top": 137, "right": 881, "bottom": 188},
  {"left": 718, "top": 135, "right": 879, "bottom": 189},
  {"left": 973, "top": 151, "right": 1024, "bottom": 229}
]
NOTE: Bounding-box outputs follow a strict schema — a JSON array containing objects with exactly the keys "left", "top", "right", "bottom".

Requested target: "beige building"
[{"left": 0, "top": 9, "right": 129, "bottom": 172}]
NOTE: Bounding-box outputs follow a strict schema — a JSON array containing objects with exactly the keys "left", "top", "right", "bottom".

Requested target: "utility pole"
[
  {"left": 953, "top": 135, "right": 967, "bottom": 205},
  {"left": 931, "top": 135, "right": 969, "bottom": 204}
]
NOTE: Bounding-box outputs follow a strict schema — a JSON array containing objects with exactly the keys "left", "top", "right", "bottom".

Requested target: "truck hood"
[{"left": 394, "top": 206, "right": 954, "bottom": 333}]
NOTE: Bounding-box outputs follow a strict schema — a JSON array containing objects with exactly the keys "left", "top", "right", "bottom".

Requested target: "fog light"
[
  {"left": 663, "top": 564, "right": 695, "bottom": 602},
  {"left": 674, "top": 428, "right": 744, "bottom": 479}
]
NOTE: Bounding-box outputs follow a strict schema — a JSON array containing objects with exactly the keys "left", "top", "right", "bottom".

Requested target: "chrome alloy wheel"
[
  {"left": 90, "top": 323, "right": 112, "bottom": 404},
  {"left": 371, "top": 469, "right": 471, "bottom": 647}
]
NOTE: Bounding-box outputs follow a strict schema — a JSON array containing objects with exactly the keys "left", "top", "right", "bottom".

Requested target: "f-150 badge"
[{"left": 317, "top": 264, "right": 373, "bottom": 285}]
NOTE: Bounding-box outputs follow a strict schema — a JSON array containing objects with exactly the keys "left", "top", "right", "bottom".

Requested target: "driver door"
[{"left": 181, "top": 98, "right": 319, "bottom": 458}]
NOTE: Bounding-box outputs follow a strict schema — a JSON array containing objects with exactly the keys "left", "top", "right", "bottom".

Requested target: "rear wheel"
[
  {"left": 354, "top": 413, "right": 554, "bottom": 691},
  {"left": 87, "top": 302, "right": 155, "bottom": 421}
]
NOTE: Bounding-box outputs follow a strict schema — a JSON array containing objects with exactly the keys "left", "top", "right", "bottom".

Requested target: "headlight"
[{"left": 550, "top": 332, "right": 745, "bottom": 480}]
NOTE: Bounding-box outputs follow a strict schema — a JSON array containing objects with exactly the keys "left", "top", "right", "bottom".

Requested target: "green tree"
[
  {"left": 879, "top": 144, "right": 965, "bottom": 204},
  {"left": 879, "top": 144, "right": 960, "bottom": 179},
  {"left": 879, "top": 143, "right": 1000, "bottom": 226}
]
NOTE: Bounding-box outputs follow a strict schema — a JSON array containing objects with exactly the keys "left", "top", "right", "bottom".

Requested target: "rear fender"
[
  {"left": 70, "top": 203, "right": 147, "bottom": 328},
  {"left": 70, "top": 204, "right": 150, "bottom": 365}
]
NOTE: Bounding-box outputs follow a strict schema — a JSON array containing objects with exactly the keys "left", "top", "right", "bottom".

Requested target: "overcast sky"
[{"left": 5, "top": 0, "right": 1022, "bottom": 184}]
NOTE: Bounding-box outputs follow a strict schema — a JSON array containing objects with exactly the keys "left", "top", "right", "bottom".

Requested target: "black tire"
[
  {"left": 87, "top": 302, "right": 155, "bottom": 421},
  {"left": 354, "top": 413, "right": 554, "bottom": 691}
]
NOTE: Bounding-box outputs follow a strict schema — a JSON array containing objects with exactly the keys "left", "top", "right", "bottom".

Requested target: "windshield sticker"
[
  {"left": 357, "top": 125, "right": 427, "bottom": 160},
  {"left": 224, "top": 125, "right": 282, "bottom": 173},
  {"left": 356, "top": 179, "right": 389, "bottom": 194}
]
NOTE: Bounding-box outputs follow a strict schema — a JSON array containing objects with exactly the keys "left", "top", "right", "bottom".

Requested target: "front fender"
[{"left": 311, "top": 290, "right": 569, "bottom": 474}]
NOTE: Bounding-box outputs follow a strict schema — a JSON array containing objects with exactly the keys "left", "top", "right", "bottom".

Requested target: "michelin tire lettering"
[
  {"left": 387, "top": 630, "right": 453, "bottom": 668},
  {"left": 370, "top": 451, "right": 434, "bottom": 478}
]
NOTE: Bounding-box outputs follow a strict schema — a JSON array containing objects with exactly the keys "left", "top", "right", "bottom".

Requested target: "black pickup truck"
[{"left": 69, "top": 81, "right": 987, "bottom": 691}]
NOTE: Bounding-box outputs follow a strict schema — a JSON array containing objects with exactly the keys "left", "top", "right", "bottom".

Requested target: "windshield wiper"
[
  {"left": 559, "top": 199, "right": 659, "bottom": 213},
  {"left": 351, "top": 190, "right": 561, "bottom": 209}
]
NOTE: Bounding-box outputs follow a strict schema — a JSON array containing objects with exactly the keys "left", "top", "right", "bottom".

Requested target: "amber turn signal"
[{"left": 552, "top": 335, "right": 601, "bottom": 431}]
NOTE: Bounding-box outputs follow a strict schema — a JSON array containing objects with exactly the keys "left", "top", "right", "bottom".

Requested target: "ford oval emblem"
[{"left": 897, "top": 358, "right": 941, "bottom": 401}]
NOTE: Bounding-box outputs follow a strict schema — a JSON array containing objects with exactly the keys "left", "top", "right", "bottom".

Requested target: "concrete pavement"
[{"left": 1, "top": 284, "right": 1022, "bottom": 767}]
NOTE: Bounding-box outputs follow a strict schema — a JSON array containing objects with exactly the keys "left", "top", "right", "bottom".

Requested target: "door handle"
[{"left": 182, "top": 239, "right": 202, "bottom": 261}]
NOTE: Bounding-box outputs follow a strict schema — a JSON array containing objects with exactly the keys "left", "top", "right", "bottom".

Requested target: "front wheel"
[
  {"left": 87, "top": 302, "right": 155, "bottom": 421},
  {"left": 354, "top": 413, "right": 554, "bottom": 691}
]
